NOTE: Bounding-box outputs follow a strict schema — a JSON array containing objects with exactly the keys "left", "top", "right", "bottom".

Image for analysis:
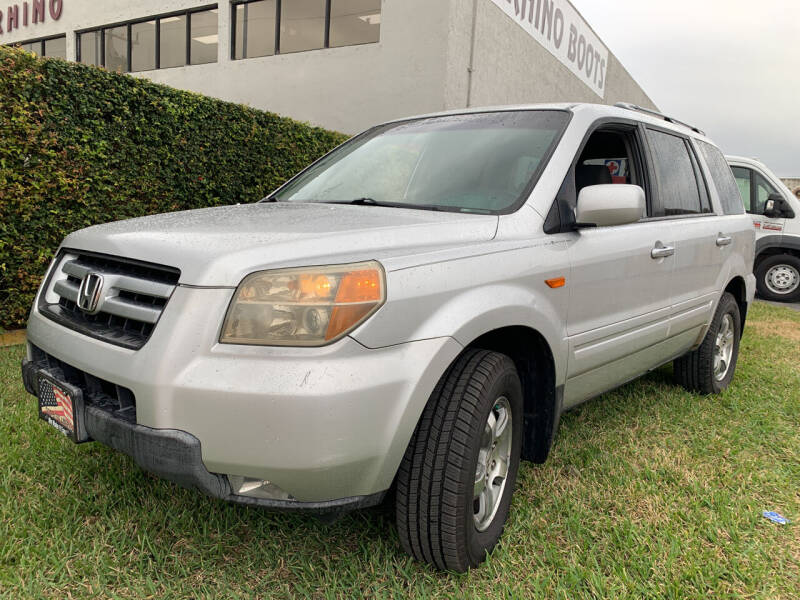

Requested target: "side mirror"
[
  {"left": 764, "top": 193, "right": 795, "bottom": 219},
  {"left": 576, "top": 184, "right": 646, "bottom": 228}
]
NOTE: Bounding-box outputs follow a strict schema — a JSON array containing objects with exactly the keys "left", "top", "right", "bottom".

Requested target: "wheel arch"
[
  {"left": 724, "top": 275, "right": 749, "bottom": 329},
  {"left": 465, "top": 325, "right": 561, "bottom": 464}
]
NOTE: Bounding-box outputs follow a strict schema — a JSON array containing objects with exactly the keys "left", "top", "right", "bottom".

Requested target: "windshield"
[{"left": 273, "top": 110, "right": 570, "bottom": 213}]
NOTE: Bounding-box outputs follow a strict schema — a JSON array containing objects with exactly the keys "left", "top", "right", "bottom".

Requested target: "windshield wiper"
[{"left": 322, "top": 198, "right": 451, "bottom": 212}]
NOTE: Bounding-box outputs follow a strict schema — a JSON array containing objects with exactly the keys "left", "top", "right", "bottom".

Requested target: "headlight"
[{"left": 220, "top": 261, "right": 386, "bottom": 346}]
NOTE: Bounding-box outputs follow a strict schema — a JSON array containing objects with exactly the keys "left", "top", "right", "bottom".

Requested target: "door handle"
[
  {"left": 716, "top": 234, "right": 733, "bottom": 247},
  {"left": 651, "top": 242, "right": 675, "bottom": 259}
]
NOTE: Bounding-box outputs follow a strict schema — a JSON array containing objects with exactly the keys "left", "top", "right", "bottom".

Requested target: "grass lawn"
[{"left": 0, "top": 302, "right": 798, "bottom": 598}]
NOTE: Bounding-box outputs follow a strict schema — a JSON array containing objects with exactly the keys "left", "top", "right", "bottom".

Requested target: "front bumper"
[
  {"left": 23, "top": 358, "right": 386, "bottom": 512},
  {"left": 26, "top": 286, "right": 462, "bottom": 504}
]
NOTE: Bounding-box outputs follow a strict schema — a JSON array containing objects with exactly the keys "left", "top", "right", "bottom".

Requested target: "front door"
[
  {"left": 562, "top": 125, "right": 676, "bottom": 408},
  {"left": 732, "top": 165, "right": 787, "bottom": 239}
]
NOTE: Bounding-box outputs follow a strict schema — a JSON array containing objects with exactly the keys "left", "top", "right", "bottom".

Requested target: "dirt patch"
[{"left": 749, "top": 319, "right": 800, "bottom": 342}]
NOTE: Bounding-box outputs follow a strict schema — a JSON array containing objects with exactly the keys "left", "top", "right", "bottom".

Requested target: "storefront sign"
[
  {"left": 0, "top": 0, "right": 63, "bottom": 36},
  {"left": 488, "top": 0, "right": 609, "bottom": 98}
]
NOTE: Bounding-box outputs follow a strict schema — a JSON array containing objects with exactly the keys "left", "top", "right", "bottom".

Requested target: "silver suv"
[{"left": 22, "top": 103, "right": 755, "bottom": 571}]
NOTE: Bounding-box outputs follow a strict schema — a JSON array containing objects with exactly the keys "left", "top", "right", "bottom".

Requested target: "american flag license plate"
[{"left": 38, "top": 375, "right": 82, "bottom": 441}]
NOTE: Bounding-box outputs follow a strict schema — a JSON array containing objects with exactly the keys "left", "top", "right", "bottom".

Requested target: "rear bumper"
[{"left": 22, "top": 359, "right": 385, "bottom": 513}]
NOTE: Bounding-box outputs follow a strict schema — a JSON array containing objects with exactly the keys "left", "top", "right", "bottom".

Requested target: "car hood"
[{"left": 62, "top": 202, "right": 499, "bottom": 286}]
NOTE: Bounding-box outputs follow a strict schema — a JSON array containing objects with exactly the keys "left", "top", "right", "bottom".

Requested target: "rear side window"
[
  {"left": 646, "top": 129, "right": 705, "bottom": 217},
  {"left": 697, "top": 141, "right": 745, "bottom": 215}
]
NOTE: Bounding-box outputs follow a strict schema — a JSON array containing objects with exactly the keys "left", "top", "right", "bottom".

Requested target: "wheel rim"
[
  {"left": 473, "top": 396, "right": 513, "bottom": 532},
  {"left": 764, "top": 264, "right": 800, "bottom": 295},
  {"left": 713, "top": 313, "right": 735, "bottom": 382}
]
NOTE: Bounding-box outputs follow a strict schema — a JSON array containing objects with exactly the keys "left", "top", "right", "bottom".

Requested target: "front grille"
[
  {"left": 38, "top": 250, "right": 180, "bottom": 350},
  {"left": 30, "top": 344, "right": 137, "bottom": 423}
]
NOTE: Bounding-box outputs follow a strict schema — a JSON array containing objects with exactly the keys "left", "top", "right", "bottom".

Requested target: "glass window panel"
[
  {"left": 280, "top": 0, "right": 325, "bottom": 54},
  {"left": 79, "top": 31, "right": 101, "bottom": 66},
  {"left": 697, "top": 141, "right": 745, "bottom": 215},
  {"left": 647, "top": 130, "right": 703, "bottom": 217},
  {"left": 732, "top": 166, "right": 752, "bottom": 212},
  {"left": 755, "top": 173, "right": 778, "bottom": 214},
  {"left": 21, "top": 42, "right": 40, "bottom": 54},
  {"left": 160, "top": 14, "right": 187, "bottom": 68},
  {"left": 43, "top": 36, "right": 66, "bottom": 59},
  {"left": 131, "top": 21, "right": 156, "bottom": 71},
  {"left": 190, "top": 9, "right": 218, "bottom": 65},
  {"left": 235, "top": 0, "right": 276, "bottom": 60},
  {"left": 330, "top": 0, "right": 380, "bottom": 48},
  {"left": 105, "top": 26, "right": 128, "bottom": 73}
]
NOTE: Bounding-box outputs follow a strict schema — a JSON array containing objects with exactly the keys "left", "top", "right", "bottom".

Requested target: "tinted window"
[
  {"left": 647, "top": 130, "right": 703, "bottom": 217},
  {"left": 105, "top": 26, "right": 128, "bottom": 73},
  {"left": 698, "top": 141, "right": 745, "bottom": 215},
  {"left": 330, "top": 0, "right": 381, "bottom": 47},
  {"left": 280, "top": 0, "right": 326, "bottom": 53},
  {"left": 732, "top": 166, "right": 752, "bottom": 212},
  {"left": 234, "top": 0, "right": 277, "bottom": 59},
  {"left": 190, "top": 9, "right": 218, "bottom": 65},
  {"left": 79, "top": 31, "right": 101, "bottom": 66},
  {"left": 160, "top": 15, "right": 187, "bottom": 68},
  {"left": 43, "top": 36, "right": 66, "bottom": 59},
  {"left": 131, "top": 21, "right": 156, "bottom": 71}
]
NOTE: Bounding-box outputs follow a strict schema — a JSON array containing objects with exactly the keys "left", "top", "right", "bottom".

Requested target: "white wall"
[
  {"left": 1, "top": 0, "right": 655, "bottom": 134},
  {"left": 443, "top": 0, "right": 657, "bottom": 111}
]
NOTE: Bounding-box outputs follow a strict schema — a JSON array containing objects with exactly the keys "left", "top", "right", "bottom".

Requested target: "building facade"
[{"left": 1, "top": 0, "right": 656, "bottom": 134}]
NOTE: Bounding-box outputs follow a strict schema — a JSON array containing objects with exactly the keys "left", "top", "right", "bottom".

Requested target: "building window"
[
  {"left": 77, "top": 6, "right": 218, "bottom": 73},
  {"left": 280, "top": 0, "right": 326, "bottom": 54},
  {"left": 330, "top": 0, "right": 380, "bottom": 48},
  {"left": 131, "top": 21, "right": 157, "bottom": 72},
  {"left": 104, "top": 25, "right": 128, "bottom": 73},
  {"left": 43, "top": 36, "right": 67, "bottom": 59},
  {"left": 232, "top": 0, "right": 380, "bottom": 60},
  {"left": 78, "top": 31, "right": 101, "bottom": 66},
  {"left": 160, "top": 15, "right": 187, "bottom": 69},
  {"left": 11, "top": 35, "right": 67, "bottom": 59},
  {"left": 233, "top": 0, "right": 277, "bottom": 59},
  {"left": 190, "top": 9, "right": 219, "bottom": 64}
]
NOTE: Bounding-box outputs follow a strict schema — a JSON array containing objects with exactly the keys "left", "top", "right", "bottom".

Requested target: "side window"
[
  {"left": 544, "top": 125, "right": 648, "bottom": 233},
  {"left": 731, "top": 166, "right": 753, "bottom": 212},
  {"left": 697, "top": 141, "right": 745, "bottom": 215},
  {"left": 646, "top": 129, "right": 703, "bottom": 217},
  {"left": 754, "top": 173, "right": 779, "bottom": 215}
]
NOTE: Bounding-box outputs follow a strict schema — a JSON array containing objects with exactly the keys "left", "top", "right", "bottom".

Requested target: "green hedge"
[{"left": 0, "top": 46, "right": 348, "bottom": 330}]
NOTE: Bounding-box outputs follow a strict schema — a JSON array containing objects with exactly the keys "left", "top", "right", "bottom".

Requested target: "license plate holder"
[{"left": 37, "top": 372, "right": 90, "bottom": 443}]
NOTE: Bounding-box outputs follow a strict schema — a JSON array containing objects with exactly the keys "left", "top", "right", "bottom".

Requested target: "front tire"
[
  {"left": 674, "top": 292, "right": 741, "bottom": 394},
  {"left": 756, "top": 254, "right": 800, "bottom": 302},
  {"left": 395, "top": 349, "right": 523, "bottom": 572}
]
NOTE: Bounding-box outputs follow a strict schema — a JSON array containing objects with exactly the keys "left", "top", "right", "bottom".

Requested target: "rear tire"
[
  {"left": 395, "top": 349, "right": 523, "bottom": 572},
  {"left": 755, "top": 254, "right": 800, "bottom": 302},
  {"left": 674, "top": 292, "right": 741, "bottom": 394}
]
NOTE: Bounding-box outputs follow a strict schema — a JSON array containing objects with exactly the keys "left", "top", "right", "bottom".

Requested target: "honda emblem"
[{"left": 76, "top": 273, "right": 104, "bottom": 313}]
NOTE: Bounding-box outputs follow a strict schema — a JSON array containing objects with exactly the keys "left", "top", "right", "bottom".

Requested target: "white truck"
[{"left": 727, "top": 156, "right": 800, "bottom": 302}]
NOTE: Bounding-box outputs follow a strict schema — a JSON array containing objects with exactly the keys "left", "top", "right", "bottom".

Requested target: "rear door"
[{"left": 643, "top": 129, "right": 725, "bottom": 346}]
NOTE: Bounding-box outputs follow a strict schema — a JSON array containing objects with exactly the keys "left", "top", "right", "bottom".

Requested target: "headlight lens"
[{"left": 220, "top": 261, "right": 385, "bottom": 346}]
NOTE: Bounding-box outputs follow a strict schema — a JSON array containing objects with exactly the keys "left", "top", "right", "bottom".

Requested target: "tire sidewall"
[
  {"left": 756, "top": 255, "right": 800, "bottom": 302},
  {"left": 707, "top": 293, "right": 741, "bottom": 393},
  {"left": 463, "top": 365, "right": 524, "bottom": 566}
]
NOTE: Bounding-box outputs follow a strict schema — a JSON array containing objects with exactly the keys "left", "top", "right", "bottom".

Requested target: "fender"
[
  {"left": 756, "top": 234, "right": 800, "bottom": 257},
  {"left": 352, "top": 246, "right": 571, "bottom": 385}
]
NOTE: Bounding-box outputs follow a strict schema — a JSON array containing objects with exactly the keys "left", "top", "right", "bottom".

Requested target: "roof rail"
[{"left": 614, "top": 102, "right": 705, "bottom": 136}]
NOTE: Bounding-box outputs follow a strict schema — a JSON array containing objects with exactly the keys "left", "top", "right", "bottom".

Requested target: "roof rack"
[{"left": 614, "top": 102, "right": 705, "bottom": 136}]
